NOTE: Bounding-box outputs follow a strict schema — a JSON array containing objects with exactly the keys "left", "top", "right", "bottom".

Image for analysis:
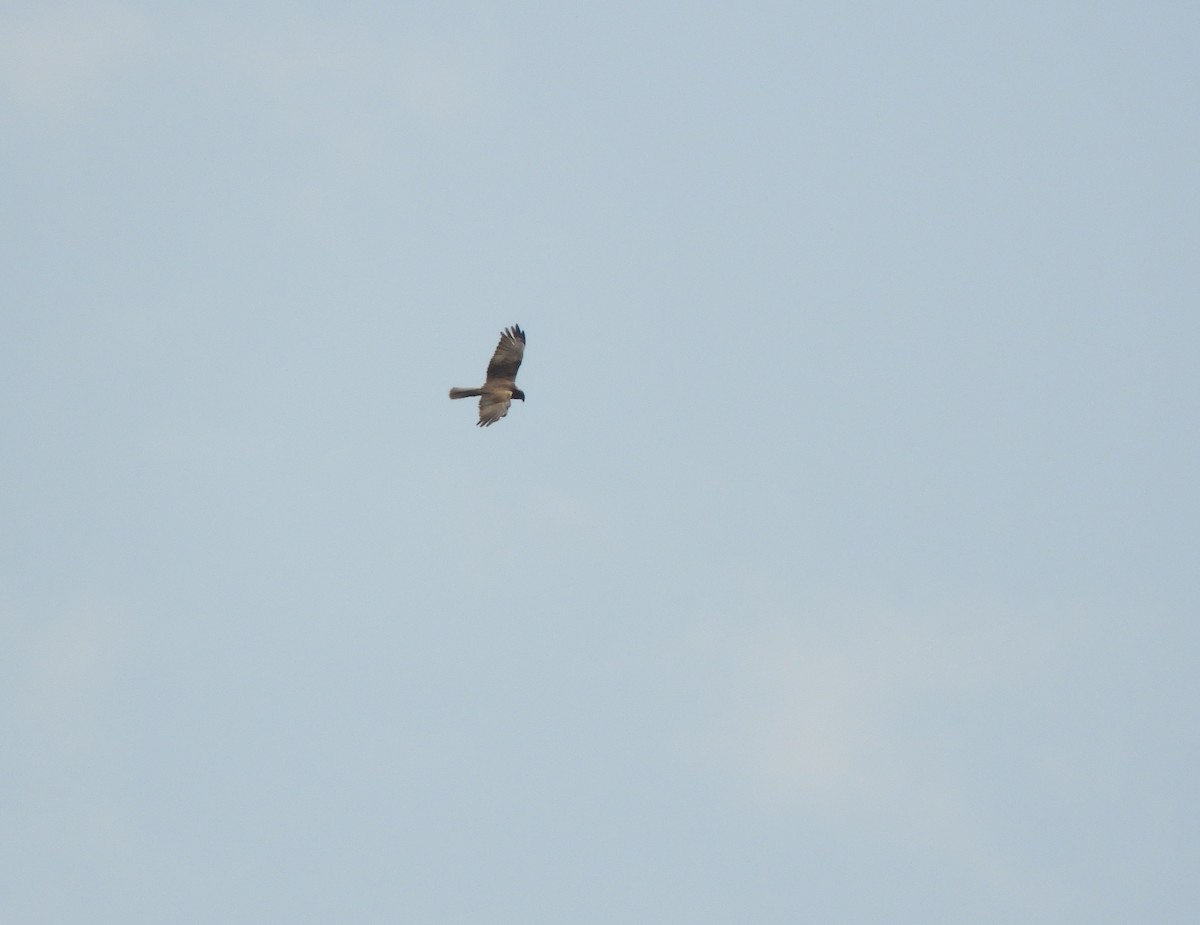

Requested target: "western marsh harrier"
[{"left": 448, "top": 325, "right": 526, "bottom": 427}]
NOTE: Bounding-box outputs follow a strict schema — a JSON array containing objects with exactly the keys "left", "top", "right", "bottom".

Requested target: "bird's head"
[{"left": 512, "top": 389, "right": 526, "bottom": 401}]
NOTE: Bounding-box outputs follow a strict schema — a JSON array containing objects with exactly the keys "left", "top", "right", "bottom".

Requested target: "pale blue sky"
[{"left": 3, "top": 2, "right": 1198, "bottom": 923}]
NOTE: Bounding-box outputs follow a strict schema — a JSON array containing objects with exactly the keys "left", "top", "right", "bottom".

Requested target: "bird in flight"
[{"left": 448, "top": 325, "right": 526, "bottom": 426}]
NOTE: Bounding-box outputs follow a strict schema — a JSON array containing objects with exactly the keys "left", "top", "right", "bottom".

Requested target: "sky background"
[{"left": 3, "top": 2, "right": 1198, "bottom": 922}]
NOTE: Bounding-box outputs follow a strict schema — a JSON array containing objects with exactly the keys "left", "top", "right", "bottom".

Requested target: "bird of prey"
[{"left": 448, "top": 325, "right": 526, "bottom": 426}]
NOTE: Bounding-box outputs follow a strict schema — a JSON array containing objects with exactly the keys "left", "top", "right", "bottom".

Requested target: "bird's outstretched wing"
[
  {"left": 477, "top": 390, "right": 513, "bottom": 426},
  {"left": 484, "top": 325, "right": 525, "bottom": 385}
]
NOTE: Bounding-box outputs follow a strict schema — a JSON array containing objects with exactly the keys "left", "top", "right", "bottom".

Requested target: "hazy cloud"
[
  {"left": 223, "top": 15, "right": 496, "bottom": 125},
  {"left": 0, "top": 4, "right": 151, "bottom": 117},
  {"left": 679, "top": 596, "right": 1078, "bottom": 820},
  {"left": 10, "top": 600, "right": 127, "bottom": 754}
]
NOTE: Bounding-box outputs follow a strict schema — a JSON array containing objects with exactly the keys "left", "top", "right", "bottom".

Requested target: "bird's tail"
[{"left": 448, "top": 387, "right": 483, "bottom": 399}]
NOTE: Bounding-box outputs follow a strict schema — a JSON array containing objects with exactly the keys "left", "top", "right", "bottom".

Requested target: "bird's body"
[{"left": 448, "top": 325, "right": 526, "bottom": 426}]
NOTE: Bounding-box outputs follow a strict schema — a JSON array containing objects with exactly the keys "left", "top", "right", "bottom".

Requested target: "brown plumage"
[{"left": 448, "top": 325, "right": 526, "bottom": 426}]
